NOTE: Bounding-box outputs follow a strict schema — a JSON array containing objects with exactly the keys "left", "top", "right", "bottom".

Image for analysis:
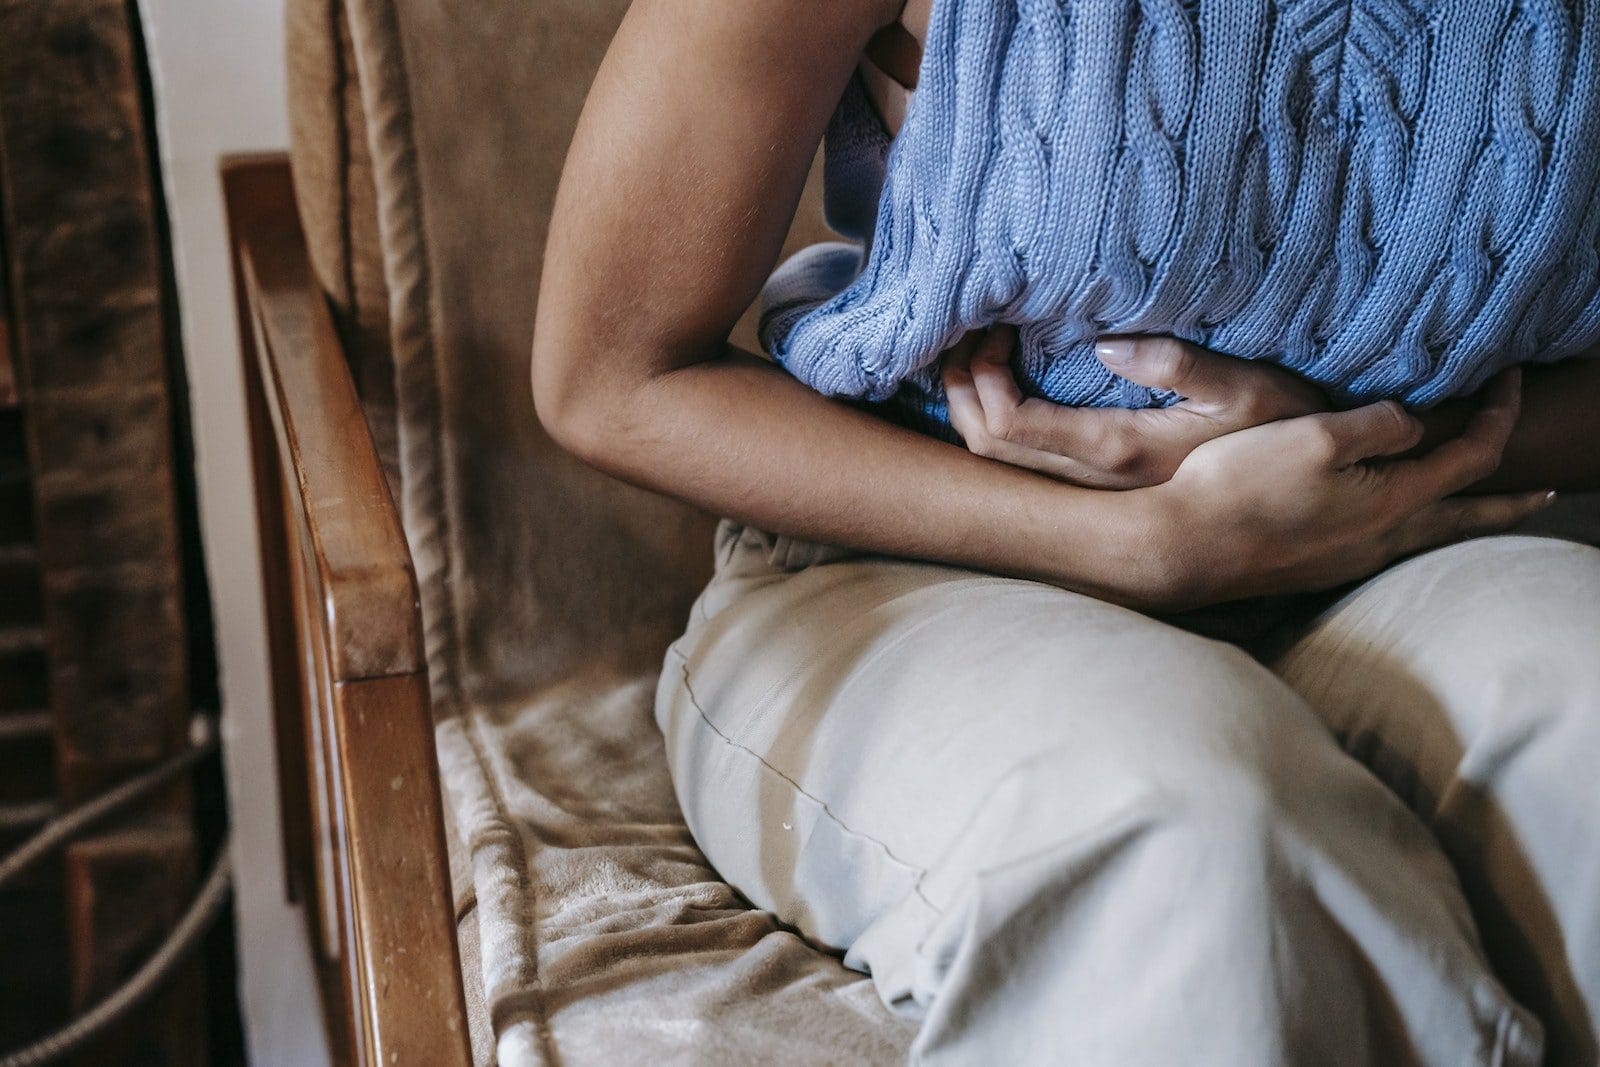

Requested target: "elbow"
[
  {"left": 531, "top": 323, "right": 606, "bottom": 465},
  {"left": 531, "top": 313, "right": 653, "bottom": 471}
]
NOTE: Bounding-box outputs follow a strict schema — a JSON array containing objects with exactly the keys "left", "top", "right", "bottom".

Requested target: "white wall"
[{"left": 139, "top": 2, "right": 331, "bottom": 1064}]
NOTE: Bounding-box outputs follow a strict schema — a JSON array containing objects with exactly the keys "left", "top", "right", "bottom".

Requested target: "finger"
[
  {"left": 944, "top": 347, "right": 1067, "bottom": 462},
  {"left": 1095, "top": 335, "right": 1315, "bottom": 415},
  {"left": 1298, "top": 400, "right": 1425, "bottom": 468},
  {"left": 1395, "top": 489, "right": 1556, "bottom": 554},
  {"left": 941, "top": 355, "right": 987, "bottom": 445},
  {"left": 971, "top": 323, "right": 1020, "bottom": 367},
  {"left": 972, "top": 324, "right": 1124, "bottom": 454},
  {"left": 979, "top": 390, "right": 1144, "bottom": 469},
  {"left": 973, "top": 329, "right": 1204, "bottom": 466},
  {"left": 944, "top": 357, "right": 1128, "bottom": 485},
  {"left": 1393, "top": 368, "right": 1523, "bottom": 499},
  {"left": 949, "top": 361, "right": 1123, "bottom": 471},
  {"left": 949, "top": 335, "right": 1108, "bottom": 456},
  {"left": 969, "top": 331, "right": 1026, "bottom": 418},
  {"left": 939, "top": 331, "right": 990, "bottom": 442},
  {"left": 970, "top": 357, "right": 1021, "bottom": 415},
  {"left": 942, "top": 356, "right": 1170, "bottom": 486},
  {"left": 939, "top": 329, "right": 984, "bottom": 373}
]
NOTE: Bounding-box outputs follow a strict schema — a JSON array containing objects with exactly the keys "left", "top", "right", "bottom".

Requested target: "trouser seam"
[{"left": 669, "top": 647, "right": 938, "bottom": 911}]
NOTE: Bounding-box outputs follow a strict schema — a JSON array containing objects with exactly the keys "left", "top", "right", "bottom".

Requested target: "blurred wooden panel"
[
  {"left": 0, "top": 175, "right": 13, "bottom": 409},
  {"left": 0, "top": 0, "right": 189, "bottom": 798},
  {"left": 0, "top": 0, "right": 201, "bottom": 1060},
  {"left": 65, "top": 827, "right": 205, "bottom": 1067},
  {"left": 0, "top": 296, "right": 15, "bottom": 408}
]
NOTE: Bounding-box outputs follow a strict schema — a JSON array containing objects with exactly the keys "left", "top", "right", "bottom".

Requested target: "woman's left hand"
[{"left": 941, "top": 327, "right": 1329, "bottom": 489}]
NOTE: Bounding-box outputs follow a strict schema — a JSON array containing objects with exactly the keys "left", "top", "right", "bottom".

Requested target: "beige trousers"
[{"left": 655, "top": 511, "right": 1600, "bottom": 1066}]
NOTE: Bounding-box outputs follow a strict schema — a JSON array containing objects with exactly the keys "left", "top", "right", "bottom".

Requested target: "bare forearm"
[
  {"left": 536, "top": 0, "right": 1559, "bottom": 623},
  {"left": 1417, "top": 358, "right": 1600, "bottom": 491},
  {"left": 549, "top": 345, "right": 1170, "bottom": 605}
]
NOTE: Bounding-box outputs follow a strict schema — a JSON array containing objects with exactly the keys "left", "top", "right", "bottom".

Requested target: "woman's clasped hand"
[{"left": 942, "top": 331, "right": 1555, "bottom": 606}]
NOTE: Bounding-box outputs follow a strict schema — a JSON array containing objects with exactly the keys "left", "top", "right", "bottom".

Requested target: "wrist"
[
  {"left": 1047, "top": 484, "right": 1205, "bottom": 612},
  {"left": 1122, "top": 485, "right": 1210, "bottom": 610}
]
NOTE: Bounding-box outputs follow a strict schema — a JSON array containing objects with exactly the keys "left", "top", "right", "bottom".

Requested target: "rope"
[
  {"left": 0, "top": 800, "right": 55, "bottom": 833},
  {"left": 0, "top": 840, "right": 232, "bottom": 1067},
  {"left": 0, "top": 718, "right": 218, "bottom": 889},
  {"left": 0, "top": 719, "right": 230, "bottom": 1065}
]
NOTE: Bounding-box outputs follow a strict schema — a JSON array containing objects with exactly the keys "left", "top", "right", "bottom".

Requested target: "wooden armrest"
[
  {"left": 222, "top": 155, "right": 471, "bottom": 1067},
  {"left": 224, "top": 158, "right": 421, "bottom": 683}
]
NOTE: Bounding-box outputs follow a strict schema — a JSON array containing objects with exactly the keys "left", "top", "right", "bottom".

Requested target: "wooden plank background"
[{"left": 0, "top": 0, "right": 204, "bottom": 1060}]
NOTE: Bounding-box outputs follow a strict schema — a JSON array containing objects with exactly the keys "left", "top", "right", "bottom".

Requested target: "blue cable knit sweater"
[{"left": 760, "top": 0, "right": 1600, "bottom": 437}]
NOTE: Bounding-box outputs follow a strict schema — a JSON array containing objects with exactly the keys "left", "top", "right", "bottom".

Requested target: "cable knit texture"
[{"left": 761, "top": 0, "right": 1600, "bottom": 435}]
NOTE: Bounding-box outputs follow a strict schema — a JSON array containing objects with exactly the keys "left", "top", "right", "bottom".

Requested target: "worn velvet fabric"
[
  {"left": 286, "top": 1, "right": 911, "bottom": 1064},
  {"left": 766, "top": 0, "right": 1600, "bottom": 435}
]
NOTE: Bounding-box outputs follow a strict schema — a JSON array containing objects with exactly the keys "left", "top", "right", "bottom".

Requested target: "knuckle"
[
  {"left": 1151, "top": 338, "right": 1198, "bottom": 386},
  {"left": 1438, "top": 502, "right": 1474, "bottom": 534},
  {"left": 1407, "top": 510, "right": 1451, "bottom": 548},
  {"left": 1371, "top": 484, "right": 1409, "bottom": 523},
  {"left": 1378, "top": 399, "right": 1410, "bottom": 434},
  {"left": 1462, "top": 446, "right": 1502, "bottom": 483},
  {"left": 983, "top": 403, "right": 1017, "bottom": 443},
  {"left": 965, "top": 433, "right": 997, "bottom": 459},
  {"left": 953, "top": 414, "right": 993, "bottom": 456},
  {"left": 1467, "top": 501, "right": 1517, "bottom": 532},
  {"left": 1235, "top": 388, "right": 1286, "bottom": 426},
  {"left": 1300, "top": 419, "right": 1342, "bottom": 463},
  {"left": 1396, "top": 483, "right": 1437, "bottom": 522},
  {"left": 1457, "top": 504, "right": 1512, "bottom": 537},
  {"left": 1095, "top": 426, "right": 1147, "bottom": 478}
]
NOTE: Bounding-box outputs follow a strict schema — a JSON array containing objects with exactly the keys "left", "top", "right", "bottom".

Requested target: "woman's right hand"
[
  {"left": 942, "top": 327, "right": 1329, "bottom": 489},
  {"left": 1137, "top": 369, "right": 1556, "bottom": 608}
]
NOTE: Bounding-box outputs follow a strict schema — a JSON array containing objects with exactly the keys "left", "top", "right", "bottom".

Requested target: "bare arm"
[
  {"left": 1418, "top": 359, "right": 1600, "bottom": 492},
  {"left": 532, "top": 0, "right": 1552, "bottom": 611},
  {"left": 533, "top": 0, "right": 1169, "bottom": 604}
]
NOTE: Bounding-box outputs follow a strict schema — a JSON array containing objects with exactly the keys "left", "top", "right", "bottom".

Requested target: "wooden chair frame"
[{"left": 222, "top": 154, "right": 472, "bottom": 1066}]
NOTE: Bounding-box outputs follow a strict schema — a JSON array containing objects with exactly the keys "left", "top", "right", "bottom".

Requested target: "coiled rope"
[{"left": 0, "top": 719, "right": 231, "bottom": 1065}]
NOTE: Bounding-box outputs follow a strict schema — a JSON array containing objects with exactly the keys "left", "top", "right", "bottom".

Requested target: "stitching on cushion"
[
  {"left": 342, "top": 0, "right": 530, "bottom": 1057},
  {"left": 460, "top": 709, "right": 559, "bottom": 1061},
  {"left": 343, "top": 0, "right": 464, "bottom": 710}
]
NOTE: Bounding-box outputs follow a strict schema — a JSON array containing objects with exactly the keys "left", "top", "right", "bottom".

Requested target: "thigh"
[
  {"left": 657, "top": 522, "right": 1362, "bottom": 951},
  {"left": 1273, "top": 534, "right": 1600, "bottom": 1063},
  {"left": 1274, "top": 534, "right": 1600, "bottom": 792}
]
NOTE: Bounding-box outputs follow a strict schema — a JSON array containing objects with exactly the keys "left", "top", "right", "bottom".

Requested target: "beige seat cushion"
[{"left": 286, "top": 1, "right": 912, "bottom": 1062}]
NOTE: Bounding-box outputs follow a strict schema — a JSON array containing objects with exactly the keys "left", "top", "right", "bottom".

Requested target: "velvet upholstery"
[{"left": 284, "top": 1, "right": 912, "bottom": 1063}]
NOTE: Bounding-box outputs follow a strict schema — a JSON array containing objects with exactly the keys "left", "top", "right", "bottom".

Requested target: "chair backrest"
[{"left": 286, "top": 0, "right": 832, "bottom": 709}]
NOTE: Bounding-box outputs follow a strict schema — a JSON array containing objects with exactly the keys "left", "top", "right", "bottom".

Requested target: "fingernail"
[
  {"left": 1542, "top": 490, "right": 1558, "bottom": 507},
  {"left": 1096, "top": 338, "right": 1136, "bottom": 366}
]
